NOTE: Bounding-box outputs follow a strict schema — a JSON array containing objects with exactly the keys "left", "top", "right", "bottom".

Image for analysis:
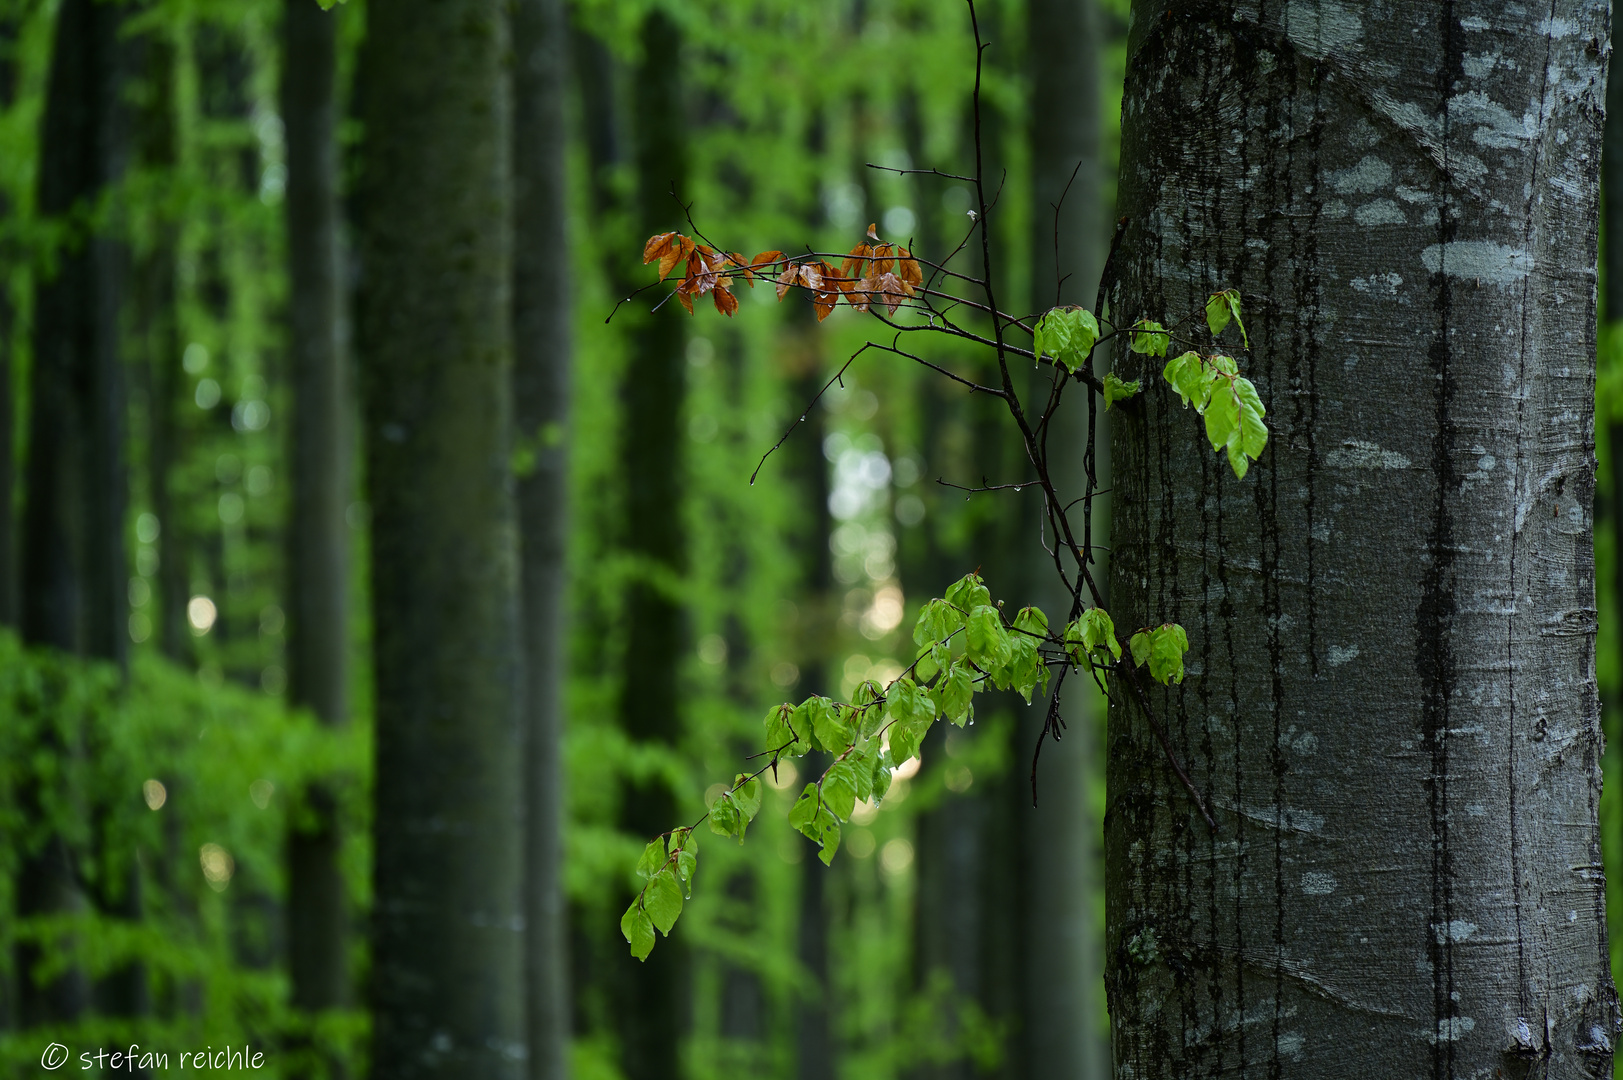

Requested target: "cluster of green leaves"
[
  {"left": 1032, "top": 306, "right": 1100, "bottom": 373},
  {"left": 1161, "top": 351, "right": 1267, "bottom": 478},
  {"left": 622, "top": 572, "right": 1193, "bottom": 958}
]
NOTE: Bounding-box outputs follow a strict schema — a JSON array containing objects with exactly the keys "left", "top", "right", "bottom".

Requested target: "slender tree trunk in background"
[
  {"left": 511, "top": 1, "right": 570, "bottom": 1079},
  {"left": 0, "top": 16, "right": 17, "bottom": 628},
  {"left": 357, "top": 2, "right": 524, "bottom": 1076},
  {"left": 283, "top": 0, "right": 350, "bottom": 1051},
  {"left": 1603, "top": 13, "right": 1623, "bottom": 722},
  {"left": 1106, "top": 0, "right": 1614, "bottom": 1073},
  {"left": 614, "top": 13, "right": 689, "bottom": 1079},
  {"left": 1019, "top": 0, "right": 1109, "bottom": 1077},
  {"left": 133, "top": 28, "right": 189, "bottom": 666}
]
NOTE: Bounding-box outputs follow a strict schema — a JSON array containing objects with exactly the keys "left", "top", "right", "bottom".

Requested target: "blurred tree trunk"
[
  {"left": 511, "top": 1, "right": 570, "bottom": 1079},
  {"left": 1604, "top": 11, "right": 1623, "bottom": 710},
  {"left": 0, "top": 15, "right": 17, "bottom": 628},
  {"left": 283, "top": 0, "right": 350, "bottom": 1057},
  {"left": 613, "top": 12, "right": 689, "bottom": 1080},
  {"left": 356, "top": 1, "right": 524, "bottom": 1076},
  {"left": 17, "top": 0, "right": 134, "bottom": 1027},
  {"left": 1106, "top": 0, "right": 1613, "bottom": 1072},
  {"left": 133, "top": 25, "right": 189, "bottom": 666},
  {"left": 1017, "top": 0, "right": 1109, "bottom": 1077}
]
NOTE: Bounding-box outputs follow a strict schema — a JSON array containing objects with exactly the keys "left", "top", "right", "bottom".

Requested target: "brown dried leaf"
[
  {"left": 714, "top": 284, "right": 739, "bottom": 317},
  {"left": 776, "top": 262, "right": 798, "bottom": 301},
  {"left": 657, "top": 246, "right": 685, "bottom": 282},
  {"left": 643, "top": 231, "right": 679, "bottom": 265},
  {"left": 876, "top": 272, "right": 910, "bottom": 315},
  {"left": 799, "top": 262, "right": 824, "bottom": 291},
  {"left": 727, "top": 252, "right": 754, "bottom": 285},
  {"left": 897, "top": 247, "right": 923, "bottom": 286},
  {"left": 869, "top": 243, "right": 894, "bottom": 278},
  {"left": 813, "top": 289, "right": 837, "bottom": 322},
  {"left": 848, "top": 276, "right": 879, "bottom": 313},
  {"left": 676, "top": 287, "right": 694, "bottom": 315},
  {"left": 866, "top": 222, "right": 881, "bottom": 242},
  {"left": 842, "top": 243, "right": 871, "bottom": 281},
  {"left": 752, "top": 250, "right": 784, "bottom": 268}
]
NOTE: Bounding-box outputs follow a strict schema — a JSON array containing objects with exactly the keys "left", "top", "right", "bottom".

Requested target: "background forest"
[{"left": 0, "top": 0, "right": 1615, "bottom": 1079}]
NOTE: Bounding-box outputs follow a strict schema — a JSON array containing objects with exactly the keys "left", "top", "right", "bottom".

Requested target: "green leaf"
[
  {"left": 1034, "top": 307, "right": 1101, "bottom": 373},
  {"left": 1129, "top": 630, "right": 1152, "bottom": 669},
  {"left": 1103, "top": 373, "right": 1141, "bottom": 409},
  {"left": 788, "top": 784, "right": 823, "bottom": 837},
  {"left": 1129, "top": 319, "right": 1169, "bottom": 357},
  {"left": 1163, "top": 351, "right": 1217, "bottom": 412},
  {"left": 1203, "top": 380, "right": 1240, "bottom": 455},
  {"left": 823, "top": 759, "right": 859, "bottom": 821},
  {"left": 944, "top": 574, "right": 991, "bottom": 613},
  {"left": 731, "top": 775, "right": 762, "bottom": 820},
  {"left": 847, "top": 741, "right": 876, "bottom": 802},
  {"left": 1013, "top": 605, "right": 1049, "bottom": 639},
  {"left": 621, "top": 902, "right": 656, "bottom": 961},
  {"left": 645, "top": 870, "right": 684, "bottom": 935},
  {"left": 636, "top": 838, "right": 667, "bottom": 881},
  {"left": 937, "top": 661, "right": 975, "bottom": 724},
  {"left": 965, "top": 604, "right": 1012, "bottom": 672},
  {"left": 707, "top": 793, "right": 744, "bottom": 840},
  {"left": 870, "top": 748, "right": 894, "bottom": 803},
  {"left": 764, "top": 702, "right": 810, "bottom": 758},
  {"left": 672, "top": 832, "right": 697, "bottom": 894},
  {"left": 1081, "top": 608, "right": 1120, "bottom": 660},
  {"left": 817, "top": 823, "right": 842, "bottom": 865},
  {"left": 1146, "top": 624, "right": 1190, "bottom": 685},
  {"left": 1235, "top": 376, "right": 1268, "bottom": 462},
  {"left": 807, "top": 696, "right": 853, "bottom": 753},
  {"left": 1206, "top": 289, "right": 1247, "bottom": 347}
]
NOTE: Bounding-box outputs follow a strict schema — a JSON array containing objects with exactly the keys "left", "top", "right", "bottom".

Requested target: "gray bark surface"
[
  {"left": 283, "top": 0, "right": 350, "bottom": 1040},
  {"left": 356, "top": 2, "right": 524, "bottom": 1076},
  {"left": 1020, "top": 0, "right": 1110, "bottom": 1076},
  {"left": 511, "top": 0, "right": 570, "bottom": 1077},
  {"left": 1105, "top": 0, "right": 1615, "bottom": 1074}
]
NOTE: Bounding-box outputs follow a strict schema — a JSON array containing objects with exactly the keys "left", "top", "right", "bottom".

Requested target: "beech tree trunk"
[
  {"left": 0, "top": 15, "right": 17, "bottom": 628},
  {"left": 1019, "top": 0, "right": 1109, "bottom": 1077},
  {"left": 613, "top": 13, "right": 689, "bottom": 1079},
  {"left": 511, "top": 0, "right": 570, "bottom": 1078},
  {"left": 1105, "top": 0, "right": 1615, "bottom": 1074},
  {"left": 283, "top": 0, "right": 350, "bottom": 1046},
  {"left": 356, "top": 2, "right": 524, "bottom": 1076}
]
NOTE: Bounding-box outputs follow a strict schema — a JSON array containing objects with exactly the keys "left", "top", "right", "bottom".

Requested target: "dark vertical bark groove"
[
  {"left": 512, "top": 0, "right": 570, "bottom": 1078},
  {"left": 284, "top": 0, "right": 350, "bottom": 1046},
  {"left": 357, "top": 2, "right": 524, "bottom": 1076},
  {"left": 1021, "top": 0, "right": 1109, "bottom": 1076},
  {"left": 613, "top": 12, "right": 688, "bottom": 1080},
  {"left": 1105, "top": 0, "right": 1615, "bottom": 1074}
]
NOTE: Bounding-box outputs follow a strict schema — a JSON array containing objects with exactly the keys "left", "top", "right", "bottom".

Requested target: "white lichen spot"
[
  {"left": 1326, "top": 440, "right": 1411, "bottom": 469},
  {"left": 1477, "top": 453, "right": 1496, "bottom": 471},
  {"left": 1277, "top": 1032, "right": 1305, "bottom": 1060},
  {"left": 1420, "top": 241, "right": 1532, "bottom": 285},
  {"left": 1322, "top": 199, "right": 1350, "bottom": 219},
  {"left": 1326, "top": 644, "right": 1359, "bottom": 666},
  {"left": 1461, "top": 52, "right": 1498, "bottom": 78},
  {"left": 1433, "top": 919, "right": 1478, "bottom": 943},
  {"left": 1328, "top": 154, "right": 1392, "bottom": 194},
  {"left": 1466, "top": 803, "right": 1486, "bottom": 816},
  {"left": 1302, "top": 872, "right": 1337, "bottom": 895},
  {"left": 1292, "top": 730, "right": 1319, "bottom": 754},
  {"left": 1355, "top": 199, "right": 1406, "bottom": 226},
  {"left": 1350, "top": 272, "right": 1403, "bottom": 294},
  {"left": 1426, "top": 1016, "right": 1476, "bottom": 1043},
  {"left": 1284, "top": 0, "right": 1364, "bottom": 57}
]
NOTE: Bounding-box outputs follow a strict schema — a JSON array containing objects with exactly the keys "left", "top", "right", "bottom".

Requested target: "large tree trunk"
[
  {"left": 1018, "top": 1, "right": 1109, "bottom": 1077},
  {"left": 1105, "top": 0, "right": 1615, "bottom": 1074},
  {"left": 283, "top": 0, "right": 350, "bottom": 1047},
  {"left": 356, "top": 2, "right": 524, "bottom": 1077},
  {"left": 511, "top": 0, "right": 570, "bottom": 1078},
  {"left": 613, "top": 13, "right": 689, "bottom": 1080},
  {"left": 16, "top": 0, "right": 134, "bottom": 1028}
]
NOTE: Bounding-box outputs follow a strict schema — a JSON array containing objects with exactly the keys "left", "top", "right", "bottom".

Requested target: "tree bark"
[
  {"left": 283, "top": 0, "right": 350, "bottom": 1041},
  {"left": 511, "top": 1, "right": 570, "bottom": 1078},
  {"left": 356, "top": 2, "right": 524, "bottom": 1077},
  {"left": 613, "top": 13, "right": 689, "bottom": 1079},
  {"left": 1106, "top": 0, "right": 1615, "bottom": 1074},
  {"left": 17, "top": 0, "right": 135, "bottom": 1029},
  {"left": 1018, "top": 0, "right": 1110, "bottom": 1077},
  {"left": 0, "top": 15, "right": 18, "bottom": 628}
]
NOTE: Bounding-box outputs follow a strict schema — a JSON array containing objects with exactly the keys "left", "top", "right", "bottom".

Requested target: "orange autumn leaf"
[
  {"left": 676, "top": 287, "right": 695, "bottom": 315},
  {"left": 813, "top": 289, "right": 838, "bottom": 321},
  {"left": 776, "top": 262, "right": 799, "bottom": 301},
  {"left": 713, "top": 283, "right": 739, "bottom": 316},
  {"left": 866, "top": 222, "right": 881, "bottom": 242},
  {"left": 643, "top": 231, "right": 679, "bottom": 264},
  {"left": 752, "top": 250, "right": 784, "bottom": 269},
  {"left": 897, "top": 246, "right": 923, "bottom": 286},
  {"left": 841, "top": 242, "right": 871, "bottom": 281},
  {"left": 874, "top": 272, "right": 912, "bottom": 315}
]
